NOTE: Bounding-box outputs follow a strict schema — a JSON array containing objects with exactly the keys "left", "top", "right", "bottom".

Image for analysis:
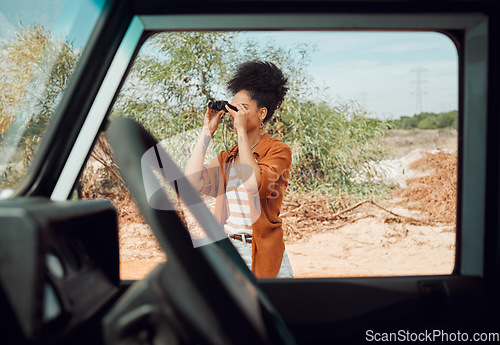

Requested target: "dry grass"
[{"left": 393, "top": 151, "right": 457, "bottom": 224}]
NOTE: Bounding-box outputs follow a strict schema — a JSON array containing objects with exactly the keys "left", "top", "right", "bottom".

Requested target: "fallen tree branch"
[
  {"left": 280, "top": 203, "right": 308, "bottom": 217},
  {"left": 331, "top": 199, "right": 435, "bottom": 225},
  {"left": 282, "top": 198, "right": 435, "bottom": 226},
  {"left": 329, "top": 199, "right": 371, "bottom": 218},
  {"left": 281, "top": 200, "right": 333, "bottom": 218}
]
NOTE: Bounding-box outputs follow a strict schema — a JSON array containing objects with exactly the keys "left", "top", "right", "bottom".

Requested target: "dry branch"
[
  {"left": 281, "top": 198, "right": 435, "bottom": 226},
  {"left": 280, "top": 203, "right": 308, "bottom": 217},
  {"left": 338, "top": 200, "right": 432, "bottom": 225}
]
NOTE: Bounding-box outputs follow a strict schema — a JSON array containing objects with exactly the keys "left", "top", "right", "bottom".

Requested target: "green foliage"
[
  {"left": 435, "top": 111, "right": 457, "bottom": 128},
  {"left": 123, "top": 32, "right": 239, "bottom": 116},
  {"left": 418, "top": 115, "right": 437, "bottom": 129},
  {"left": 399, "top": 116, "right": 417, "bottom": 129},
  {"left": 0, "top": 24, "right": 49, "bottom": 135},
  {"left": 0, "top": 27, "right": 390, "bottom": 199},
  {"left": 274, "top": 99, "right": 389, "bottom": 193},
  {"left": 391, "top": 110, "right": 457, "bottom": 130},
  {"left": 0, "top": 24, "right": 79, "bottom": 190},
  {"left": 113, "top": 31, "right": 312, "bottom": 165},
  {"left": 111, "top": 31, "right": 389, "bottom": 197},
  {"left": 114, "top": 32, "right": 312, "bottom": 138}
]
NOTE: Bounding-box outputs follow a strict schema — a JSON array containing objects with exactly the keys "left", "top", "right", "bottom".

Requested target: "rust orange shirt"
[{"left": 198, "top": 133, "right": 292, "bottom": 277}]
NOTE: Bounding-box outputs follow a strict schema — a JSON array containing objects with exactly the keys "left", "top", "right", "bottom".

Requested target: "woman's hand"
[
  {"left": 203, "top": 108, "right": 224, "bottom": 137},
  {"left": 226, "top": 102, "right": 248, "bottom": 132}
]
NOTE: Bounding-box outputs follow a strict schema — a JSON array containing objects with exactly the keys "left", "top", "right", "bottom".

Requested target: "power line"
[{"left": 411, "top": 67, "right": 427, "bottom": 114}]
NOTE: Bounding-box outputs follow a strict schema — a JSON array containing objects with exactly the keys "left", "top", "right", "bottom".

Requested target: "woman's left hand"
[{"left": 226, "top": 102, "right": 248, "bottom": 132}]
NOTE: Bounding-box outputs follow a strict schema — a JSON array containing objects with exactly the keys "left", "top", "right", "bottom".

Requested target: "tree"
[
  {"left": 114, "top": 32, "right": 312, "bottom": 140},
  {"left": 390, "top": 111, "right": 458, "bottom": 130},
  {"left": 277, "top": 99, "right": 388, "bottom": 193},
  {"left": 435, "top": 110, "right": 457, "bottom": 129},
  {"left": 113, "top": 31, "right": 388, "bottom": 195},
  {"left": 418, "top": 115, "right": 437, "bottom": 129},
  {"left": 0, "top": 24, "right": 79, "bottom": 189},
  {"left": 399, "top": 116, "right": 418, "bottom": 129}
]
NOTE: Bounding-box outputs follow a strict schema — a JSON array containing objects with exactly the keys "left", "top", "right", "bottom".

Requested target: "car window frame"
[{"left": 16, "top": 9, "right": 488, "bottom": 278}]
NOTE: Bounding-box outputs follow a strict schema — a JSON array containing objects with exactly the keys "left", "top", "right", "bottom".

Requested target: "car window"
[
  {"left": 0, "top": 0, "right": 106, "bottom": 198},
  {"left": 81, "top": 30, "right": 458, "bottom": 279}
]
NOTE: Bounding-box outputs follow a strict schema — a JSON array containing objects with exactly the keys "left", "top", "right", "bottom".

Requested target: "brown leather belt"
[{"left": 229, "top": 233, "right": 252, "bottom": 243}]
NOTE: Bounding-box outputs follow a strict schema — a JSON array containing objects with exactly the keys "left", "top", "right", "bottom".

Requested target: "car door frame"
[{"left": 12, "top": 0, "right": 500, "bottom": 343}]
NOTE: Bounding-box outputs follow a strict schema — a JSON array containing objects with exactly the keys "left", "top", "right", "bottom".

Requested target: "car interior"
[{"left": 0, "top": 0, "right": 499, "bottom": 344}]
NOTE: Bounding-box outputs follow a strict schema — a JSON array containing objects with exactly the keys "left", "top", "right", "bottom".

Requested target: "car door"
[{"left": 1, "top": 1, "right": 499, "bottom": 344}]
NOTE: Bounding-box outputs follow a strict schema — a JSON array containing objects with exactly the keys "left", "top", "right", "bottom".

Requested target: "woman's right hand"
[{"left": 203, "top": 108, "right": 224, "bottom": 137}]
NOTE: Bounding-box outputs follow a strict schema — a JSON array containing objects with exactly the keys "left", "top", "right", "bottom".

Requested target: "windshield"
[{"left": 0, "top": 0, "right": 107, "bottom": 198}]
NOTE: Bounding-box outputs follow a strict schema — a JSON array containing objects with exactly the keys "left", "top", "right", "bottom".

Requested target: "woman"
[{"left": 185, "top": 60, "right": 293, "bottom": 278}]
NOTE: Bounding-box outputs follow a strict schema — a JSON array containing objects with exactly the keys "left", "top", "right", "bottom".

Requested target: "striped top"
[{"left": 223, "top": 163, "right": 253, "bottom": 236}]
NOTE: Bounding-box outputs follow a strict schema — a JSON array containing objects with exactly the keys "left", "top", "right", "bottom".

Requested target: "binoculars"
[{"left": 207, "top": 100, "right": 238, "bottom": 112}]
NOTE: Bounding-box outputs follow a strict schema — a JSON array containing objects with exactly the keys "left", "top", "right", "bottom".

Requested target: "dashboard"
[{"left": 0, "top": 198, "right": 120, "bottom": 344}]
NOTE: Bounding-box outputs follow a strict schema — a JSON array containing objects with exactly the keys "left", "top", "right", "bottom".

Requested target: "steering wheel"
[{"left": 103, "top": 117, "right": 297, "bottom": 345}]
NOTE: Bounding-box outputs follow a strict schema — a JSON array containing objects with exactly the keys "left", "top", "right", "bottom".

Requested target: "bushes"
[
  {"left": 269, "top": 99, "right": 388, "bottom": 194},
  {"left": 0, "top": 24, "right": 79, "bottom": 191},
  {"left": 417, "top": 115, "right": 437, "bottom": 129},
  {"left": 393, "top": 110, "right": 457, "bottom": 130},
  {"left": 111, "top": 31, "right": 390, "bottom": 198}
]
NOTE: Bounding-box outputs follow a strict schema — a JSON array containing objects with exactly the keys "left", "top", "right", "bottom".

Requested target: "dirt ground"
[
  {"left": 119, "top": 129, "right": 458, "bottom": 280},
  {"left": 283, "top": 199, "right": 455, "bottom": 278}
]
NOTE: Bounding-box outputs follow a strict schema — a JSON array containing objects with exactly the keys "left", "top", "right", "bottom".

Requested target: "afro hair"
[{"left": 227, "top": 61, "right": 288, "bottom": 123}]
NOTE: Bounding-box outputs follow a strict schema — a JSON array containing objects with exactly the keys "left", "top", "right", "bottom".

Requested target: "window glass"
[
  {"left": 0, "top": 0, "right": 106, "bottom": 198},
  {"left": 82, "top": 31, "right": 458, "bottom": 279}
]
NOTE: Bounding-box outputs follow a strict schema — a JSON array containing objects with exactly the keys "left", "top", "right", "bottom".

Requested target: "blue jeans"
[{"left": 228, "top": 236, "right": 294, "bottom": 278}]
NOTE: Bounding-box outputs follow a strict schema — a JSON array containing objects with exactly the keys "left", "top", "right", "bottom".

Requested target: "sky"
[
  {"left": 240, "top": 31, "right": 458, "bottom": 120},
  {"left": 0, "top": 0, "right": 458, "bottom": 120},
  {"left": 0, "top": 0, "right": 104, "bottom": 47}
]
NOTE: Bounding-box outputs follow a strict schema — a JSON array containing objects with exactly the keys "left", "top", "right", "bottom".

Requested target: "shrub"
[
  {"left": 111, "top": 32, "right": 390, "bottom": 198},
  {"left": 418, "top": 115, "right": 437, "bottom": 129}
]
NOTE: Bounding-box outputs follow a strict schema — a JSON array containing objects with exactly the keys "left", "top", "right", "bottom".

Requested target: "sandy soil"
[
  {"left": 118, "top": 129, "right": 458, "bottom": 280},
  {"left": 284, "top": 203, "right": 455, "bottom": 278}
]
